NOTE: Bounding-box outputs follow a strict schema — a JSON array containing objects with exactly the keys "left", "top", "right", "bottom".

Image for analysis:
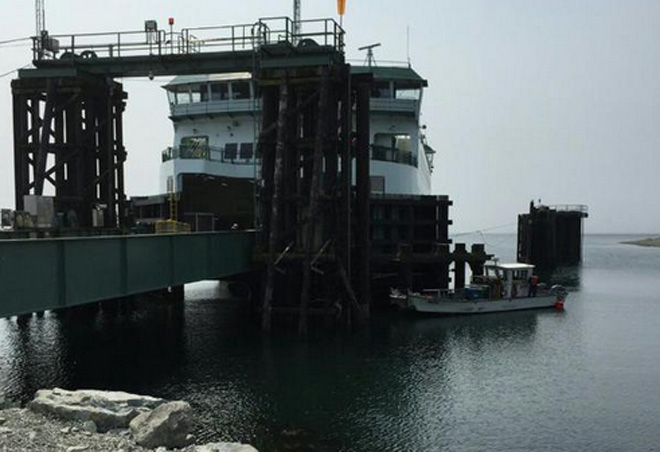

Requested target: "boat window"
[
  {"left": 371, "top": 81, "right": 392, "bottom": 99},
  {"left": 174, "top": 85, "right": 191, "bottom": 105},
  {"left": 224, "top": 143, "right": 238, "bottom": 160},
  {"left": 190, "top": 84, "right": 208, "bottom": 103},
  {"left": 395, "top": 86, "right": 421, "bottom": 100},
  {"left": 210, "top": 83, "right": 229, "bottom": 101},
  {"left": 180, "top": 136, "right": 209, "bottom": 158},
  {"left": 239, "top": 143, "right": 254, "bottom": 159},
  {"left": 231, "top": 81, "right": 251, "bottom": 100},
  {"left": 374, "top": 133, "right": 412, "bottom": 152},
  {"left": 512, "top": 270, "right": 527, "bottom": 280},
  {"left": 167, "top": 90, "right": 177, "bottom": 105}
]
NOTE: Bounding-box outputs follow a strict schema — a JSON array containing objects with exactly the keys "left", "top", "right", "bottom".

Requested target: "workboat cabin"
[{"left": 473, "top": 262, "right": 537, "bottom": 299}]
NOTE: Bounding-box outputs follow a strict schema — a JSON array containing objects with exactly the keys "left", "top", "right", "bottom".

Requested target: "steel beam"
[{"left": 0, "top": 231, "right": 256, "bottom": 318}]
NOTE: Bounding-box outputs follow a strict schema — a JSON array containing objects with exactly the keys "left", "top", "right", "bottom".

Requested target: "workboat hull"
[{"left": 408, "top": 294, "right": 559, "bottom": 315}]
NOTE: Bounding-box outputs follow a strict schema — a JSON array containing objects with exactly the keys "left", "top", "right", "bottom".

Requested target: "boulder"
[
  {"left": 28, "top": 388, "right": 165, "bottom": 432},
  {"left": 193, "top": 443, "right": 259, "bottom": 452},
  {"left": 129, "top": 401, "right": 193, "bottom": 449}
]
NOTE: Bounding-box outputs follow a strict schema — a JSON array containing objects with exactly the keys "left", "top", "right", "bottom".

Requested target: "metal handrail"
[
  {"left": 545, "top": 204, "right": 589, "bottom": 214},
  {"left": 33, "top": 17, "right": 344, "bottom": 61},
  {"left": 162, "top": 145, "right": 260, "bottom": 164},
  {"left": 371, "top": 145, "right": 418, "bottom": 168}
]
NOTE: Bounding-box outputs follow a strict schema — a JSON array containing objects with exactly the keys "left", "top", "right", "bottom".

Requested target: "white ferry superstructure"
[{"left": 159, "top": 65, "right": 435, "bottom": 197}]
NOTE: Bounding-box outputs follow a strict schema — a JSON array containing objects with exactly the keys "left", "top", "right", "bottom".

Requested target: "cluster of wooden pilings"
[
  {"left": 12, "top": 77, "right": 128, "bottom": 229},
  {"left": 256, "top": 63, "right": 373, "bottom": 333},
  {"left": 378, "top": 242, "right": 492, "bottom": 296}
]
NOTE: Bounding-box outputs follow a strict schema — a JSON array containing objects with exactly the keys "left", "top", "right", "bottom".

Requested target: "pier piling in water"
[{"left": 517, "top": 203, "right": 589, "bottom": 270}]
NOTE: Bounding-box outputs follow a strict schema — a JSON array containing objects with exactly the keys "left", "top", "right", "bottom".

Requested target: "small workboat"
[{"left": 397, "top": 262, "right": 567, "bottom": 315}]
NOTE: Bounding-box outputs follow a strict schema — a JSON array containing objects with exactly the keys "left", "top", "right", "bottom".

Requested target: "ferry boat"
[
  {"left": 402, "top": 262, "right": 568, "bottom": 315},
  {"left": 155, "top": 62, "right": 436, "bottom": 224}
]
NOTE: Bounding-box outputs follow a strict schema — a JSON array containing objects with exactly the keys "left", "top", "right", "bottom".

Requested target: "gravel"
[{"left": 0, "top": 407, "right": 151, "bottom": 451}]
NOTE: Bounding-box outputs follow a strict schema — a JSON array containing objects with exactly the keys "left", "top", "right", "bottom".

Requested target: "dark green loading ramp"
[{"left": 0, "top": 231, "right": 256, "bottom": 318}]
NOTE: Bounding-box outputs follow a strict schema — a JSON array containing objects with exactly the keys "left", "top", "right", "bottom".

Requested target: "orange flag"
[{"left": 337, "top": 0, "right": 347, "bottom": 15}]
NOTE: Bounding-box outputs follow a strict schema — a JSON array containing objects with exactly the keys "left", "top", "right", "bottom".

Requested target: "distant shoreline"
[{"left": 622, "top": 237, "right": 660, "bottom": 247}]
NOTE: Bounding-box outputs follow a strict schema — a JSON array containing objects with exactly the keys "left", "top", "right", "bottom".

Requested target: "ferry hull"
[{"left": 408, "top": 294, "right": 559, "bottom": 315}]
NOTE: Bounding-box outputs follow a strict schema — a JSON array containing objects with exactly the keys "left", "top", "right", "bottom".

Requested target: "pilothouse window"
[
  {"left": 210, "top": 83, "right": 229, "bottom": 101},
  {"left": 190, "top": 84, "right": 208, "bottom": 103},
  {"left": 174, "top": 86, "right": 191, "bottom": 105},
  {"left": 231, "top": 81, "right": 250, "bottom": 100},
  {"left": 395, "top": 85, "right": 421, "bottom": 100},
  {"left": 371, "top": 81, "right": 392, "bottom": 99}
]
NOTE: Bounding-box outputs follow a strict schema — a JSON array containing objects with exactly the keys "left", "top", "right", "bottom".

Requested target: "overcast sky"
[{"left": 1, "top": 0, "right": 659, "bottom": 234}]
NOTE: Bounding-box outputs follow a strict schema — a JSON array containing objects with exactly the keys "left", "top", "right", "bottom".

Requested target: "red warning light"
[{"left": 168, "top": 17, "right": 175, "bottom": 26}]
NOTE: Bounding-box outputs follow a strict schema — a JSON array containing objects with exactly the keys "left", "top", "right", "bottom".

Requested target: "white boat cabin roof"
[{"left": 485, "top": 262, "right": 535, "bottom": 271}]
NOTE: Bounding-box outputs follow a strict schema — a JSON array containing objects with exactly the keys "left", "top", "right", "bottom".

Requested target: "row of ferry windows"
[
  {"left": 169, "top": 80, "right": 421, "bottom": 105},
  {"left": 168, "top": 81, "right": 255, "bottom": 105},
  {"left": 371, "top": 81, "right": 422, "bottom": 100}
]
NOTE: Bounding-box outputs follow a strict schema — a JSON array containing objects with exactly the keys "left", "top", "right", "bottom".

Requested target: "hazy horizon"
[{"left": 1, "top": 1, "right": 659, "bottom": 235}]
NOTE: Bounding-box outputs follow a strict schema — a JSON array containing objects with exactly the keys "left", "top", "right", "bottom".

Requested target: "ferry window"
[
  {"left": 167, "top": 91, "right": 177, "bottom": 105},
  {"left": 210, "top": 83, "right": 229, "bottom": 101},
  {"left": 190, "top": 84, "right": 208, "bottom": 103},
  {"left": 240, "top": 143, "right": 254, "bottom": 159},
  {"left": 174, "top": 86, "right": 191, "bottom": 104},
  {"left": 231, "top": 81, "right": 250, "bottom": 100},
  {"left": 395, "top": 86, "right": 421, "bottom": 100},
  {"left": 181, "top": 136, "right": 208, "bottom": 148},
  {"left": 180, "top": 136, "right": 209, "bottom": 158},
  {"left": 374, "top": 133, "right": 412, "bottom": 152},
  {"left": 371, "top": 81, "right": 392, "bottom": 99},
  {"left": 224, "top": 143, "right": 238, "bottom": 160}
]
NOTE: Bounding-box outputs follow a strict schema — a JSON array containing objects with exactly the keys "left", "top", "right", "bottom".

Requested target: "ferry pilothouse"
[{"left": 143, "top": 63, "right": 437, "bottom": 229}]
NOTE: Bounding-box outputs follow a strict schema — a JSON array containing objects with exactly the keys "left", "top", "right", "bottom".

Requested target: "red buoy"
[{"left": 555, "top": 299, "right": 565, "bottom": 311}]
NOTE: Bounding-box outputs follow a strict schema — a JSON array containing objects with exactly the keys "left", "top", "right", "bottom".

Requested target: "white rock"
[
  {"left": 193, "top": 443, "right": 259, "bottom": 452},
  {"left": 28, "top": 388, "right": 165, "bottom": 432},
  {"left": 129, "top": 401, "right": 193, "bottom": 449},
  {"left": 0, "top": 416, "right": 6, "bottom": 425},
  {"left": 0, "top": 427, "right": 12, "bottom": 435},
  {"left": 60, "top": 426, "right": 72, "bottom": 434},
  {"left": 66, "top": 447, "right": 90, "bottom": 452}
]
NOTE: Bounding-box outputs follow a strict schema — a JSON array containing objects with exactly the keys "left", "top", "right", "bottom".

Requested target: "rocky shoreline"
[
  {"left": 622, "top": 237, "right": 660, "bottom": 247},
  {"left": 0, "top": 389, "right": 258, "bottom": 452}
]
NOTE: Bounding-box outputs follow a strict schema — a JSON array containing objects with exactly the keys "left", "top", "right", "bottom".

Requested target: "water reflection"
[{"left": 2, "top": 236, "right": 660, "bottom": 451}]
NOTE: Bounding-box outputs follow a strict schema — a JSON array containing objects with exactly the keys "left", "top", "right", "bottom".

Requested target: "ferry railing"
[
  {"left": 32, "top": 17, "right": 345, "bottom": 62},
  {"left": 162, "top": 145, "right": 260, "bottom": 165},
  {"left": 371, "top": 145, "right": 418, "bottom": 168},
  {"left": 545, "top": 204, "right": 589, "bottom": 214},
  {"left": 171, "top": 99, "right": 262, "bottom": 117},
  {"left": 346, "top": 59, "right": 411, "bottom": 67}
]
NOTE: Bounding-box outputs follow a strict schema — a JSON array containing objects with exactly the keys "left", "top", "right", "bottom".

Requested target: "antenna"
[
  {"left": 406, "top": 26, "right": 411, "bottom": 67},
  {"left": 358, "top": 43, "right": 381, "bottom": 67},
  {"left": 293, "top": 0, "right": 301, "bottom": 39},
  {"left": 35, "top": 0, "right": 45, "bottom": 36}
]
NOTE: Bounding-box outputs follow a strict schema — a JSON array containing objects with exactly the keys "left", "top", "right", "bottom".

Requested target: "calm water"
[{"left": 1, "top": 234, "right": 660, "bottom": 451}]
